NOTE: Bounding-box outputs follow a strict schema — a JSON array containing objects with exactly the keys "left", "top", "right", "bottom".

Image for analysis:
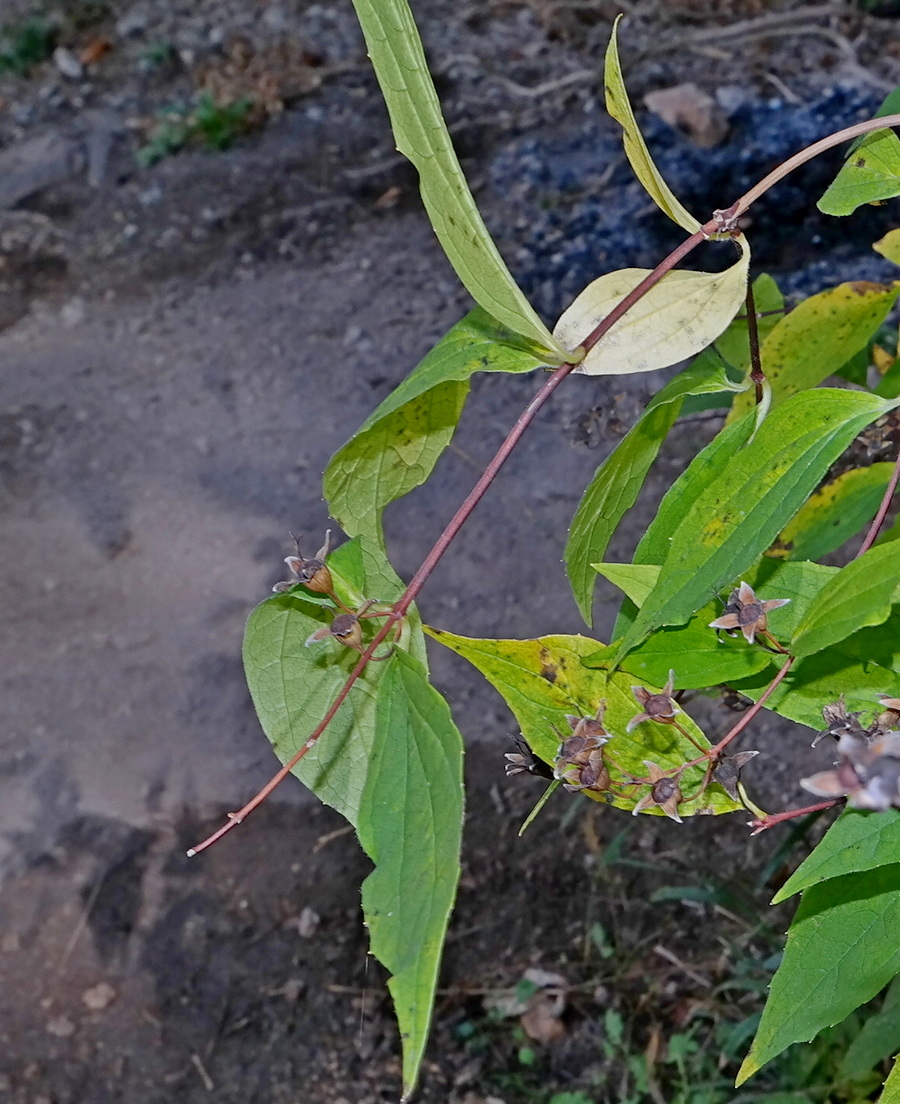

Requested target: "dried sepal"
[
  {"left": 505, "top": 734, "right": 554, "bottom": 780},
  {"left": 554, "top": 703, "right": 613, "bottom": 793},
  {"left": 275, "top": 529, "right": 334, "bottom": 595},
  {"left": 801, "top": 723, "right": 900, "bottom": 811},
  {"left": 304, "top": 599, "right": 393, "bottom": 659},
  {"left": 709, "top": 581, "right": 790, "bottom": 645},
  {"left": 813, "top": 695, "right": 868, "bottom": 747},
  {"left": 627, "top": 671, "right": 678, "bottom": 733},
  {"left": 711, "top": 750, "right": 758, "bottom": 801},
  {"left": 632, "top": 760, "right": 683, "bottom": 823}
]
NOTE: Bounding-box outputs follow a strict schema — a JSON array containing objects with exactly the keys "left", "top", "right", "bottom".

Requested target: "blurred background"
[{"left": 1, "top": 1, "right": 898, "bottom": 1101}]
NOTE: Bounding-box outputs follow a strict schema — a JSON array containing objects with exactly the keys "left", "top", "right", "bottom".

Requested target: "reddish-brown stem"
[
  {"left": 749, "top": 799, "right": 842, "bottom": 835},
  {"left": 744, "top": 281, "right": 764, "bottom": 405},
  {"left": 712, "top": 656, "right": 794, "bottom": 758},
  {"left": 721, "top": 113, "right": 900, "bottom": 223},
  {"left": 857, "top": 443, "right": 900, "bottom": 556},
  {"left": 188, "top": 223, "right": 717, "bottom": 856},
  {"left": 189, "top": 111, "right": 900, "bottom": 856}
]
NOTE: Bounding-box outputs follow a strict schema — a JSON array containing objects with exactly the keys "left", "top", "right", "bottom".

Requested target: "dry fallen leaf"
[
  {"left": 82, "top": 982, "right": 117, "bottom": 1011},
  {"left": 643, "top": 83, "right": 729, "bottom": 149}
]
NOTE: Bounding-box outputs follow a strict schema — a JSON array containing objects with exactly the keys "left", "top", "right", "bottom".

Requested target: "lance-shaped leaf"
[
  {"left": 791, "top": 541, "right": 900, "bottom": 658},
  {"left": 592, "top": 559, "right": 821, "bottom": 688},
  {"left": 616, "top": 390, "right": 900, "bottom": 661},
  {"left": 566, "top": 359, "right": 747, "bottom": 622},
  {"left": 737, "top": 864, "right": 900, "bottom": 1084},
  {"left": 350, "top": 0, "right": 567, "bottom": 359},
  {"left": 357, "top": 649, "right": 464, "bottom": 1099},
  {"left": 729, "top": 281, "right": 900, "bottom": 422},
  {"left": 554, "top": 238, "right": 751, "bottom": 377},
  {"left": 768, "top": 463, "right": 896, "bottom": 562},
  {"left": 818, "top": 128, "right": 900, "bottom": 217},
  {"left": 325, "top": 309, "right": 546, "bottom": 546},
  {"left": 604, "top": 16, "right": 699, "bottom": 232},
  {"left": 773, "top": 808, "right": 900, "bottom": 905},
  {"left": 425, "top": 627, "right": 741, "bottom": 817}
]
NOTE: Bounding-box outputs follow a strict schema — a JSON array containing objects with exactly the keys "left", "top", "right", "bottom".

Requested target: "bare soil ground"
[{"left": 1, "top": 2, "right": 899, "bottom": 1101}]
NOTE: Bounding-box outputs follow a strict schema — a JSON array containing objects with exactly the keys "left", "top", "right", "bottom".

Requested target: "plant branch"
[
  {"left": 744, "top": 280, "right": 765, "bottom": 405},
  {"left": 856, "top": 441, "right": 900, "bottom": 556},
  {"left": 190, "top": 109, "right": 900, "bottom": 855},
  {"left": 749, "top": 798, "right": 842, "bottom": 835},
  {"left": 722, "top": 113, "right": 900, "bottom": 222},
  {"left": 712, "top": 656, "right": 795, "bottom": 758}
]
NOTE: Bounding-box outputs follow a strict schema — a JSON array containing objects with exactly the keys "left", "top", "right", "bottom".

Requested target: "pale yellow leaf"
[{"left": 554, "top": 236, "right": 750, "bottom": 376}]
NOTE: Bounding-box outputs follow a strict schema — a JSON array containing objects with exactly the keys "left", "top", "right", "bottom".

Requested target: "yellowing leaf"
[
  {"left": 818, "top": 128, "right": 900, "bottom": 217},
  {"left": 604, "top": 18, "right": 699, "bottom": 232},
  {"left": 729, "top": 280, "right": 900, "bottom": 422},
  {"left": 425, "top": 628, "right": 742, "bottom": 817},
  {"left": 554, "top": 237, "right": 750, "bottom": 376},
  {"left": 875, "top": 228, "right": 900, "bottom": 266}
]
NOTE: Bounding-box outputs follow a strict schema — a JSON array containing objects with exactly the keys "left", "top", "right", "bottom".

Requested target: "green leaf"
[
  {"left": 715, "top": 273, "right": 786, "bottom": 375},
  {"left": 768, "top": 463, "right": 896, "bottom": 562},
  {"left": 617, "top": 390, "right": 897, "bottom": 660},
  {"left": 243, "top": 537, "right": 425, "bottom": 822},
  {"left": 879, "top": 1053, "right": 900, "bottom": 1103},
  {"left": 350, "top": 0, "right": 566, "bottom": 359},
  {"left": 425, "top": 628, "right": 742, "bottom": 817},
  {"left": 818, "top": 129, "right": 900, "bottom": 217},
  {"left": 592, "top": 563, "right": 661, "bottom": 608},
  {"left": 731, "top": 621, "right": 900, "bottom": 733},
  {"left": 357, "top": 649, "right": 464, "bottom": 1099},
  {"left": 839, "top": 975, "right": 900, "bottom": 1083},
  {"left": 875, "top": 229, "right": 900, "bottom": 267},
  {"left": 325, "top": 309, "right": 545, "bottom": 545},
  {"left": 566, "top": 358, "right": 748, "bottom": 623},
  {"left": 554, "top": 238, "right": 751, "bottom": 376},
  {"left": 730, "top": 281, "right": 900, "bottom": 422},
  {"left": 604, "top": 17, "right": 699, "bottom": 232},
  {"left": 773, "top": 808, "right": 900, "bottom": 904},
  {"left": 791, "top": 541, "right": 900, "bottom": 658},
  {"left": 738, "top": 865, "right": 900, "bottom": 1084},
  {"left": 594, "top": 559, "right": 819, "bottom": 689}
]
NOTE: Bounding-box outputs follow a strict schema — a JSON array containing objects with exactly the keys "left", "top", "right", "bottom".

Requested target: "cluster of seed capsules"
[{"left": 802, "top": 696, "right": 900, "bottom": 812}]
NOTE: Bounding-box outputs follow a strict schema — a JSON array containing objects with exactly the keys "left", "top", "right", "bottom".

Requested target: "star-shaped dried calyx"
[
  {"left": 305, "top": 599, "right": 394, "bottom": 660},
  {"left": 711, "top": 750, "right": 759, "bottom": 801},
  {"left": 875, "top": 695, "right": 900, "bottom": 733},
  {"left": 274, "top": 530, "right": 334, "bottom": 595},
  {"left": 505, "top": 733, "right": 554, "bottom": 781},
  {"left": 709, "top": 581, "right": 790, "bottom": 645},
  {"left": 553, "top": 703, "right": 613, "bottom": 793},
  {"left": 627, "top": 670, "right": 678, "bottom": 733},
  {"left": 632, "top": 761, "right": 684, "bottom": 823},
  {"left": 813, "top": 696, "right": 868, "bottom": 748},
  {"left": 802, "top": 726, "right": 900, "bottom": 811}
]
